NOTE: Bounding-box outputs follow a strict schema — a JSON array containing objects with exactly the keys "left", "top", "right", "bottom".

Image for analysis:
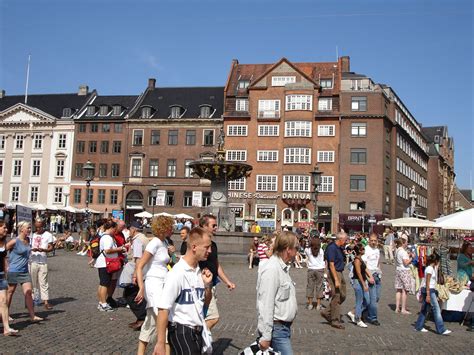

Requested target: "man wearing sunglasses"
[{"left": 198, "top": 214, "right": 236, "bottom": 330}]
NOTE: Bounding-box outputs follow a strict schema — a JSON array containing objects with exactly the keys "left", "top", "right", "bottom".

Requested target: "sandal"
[
  {"left": 30, "top": 316, "right": 44, "bottom": 323},
  {"left": 4, "top": 328, "right": 19, "bottom": 336}
]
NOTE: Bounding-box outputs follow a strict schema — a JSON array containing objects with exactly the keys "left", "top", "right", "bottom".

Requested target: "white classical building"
[{"left": 0, "top": 89, "right": 93, "bottom": 208}]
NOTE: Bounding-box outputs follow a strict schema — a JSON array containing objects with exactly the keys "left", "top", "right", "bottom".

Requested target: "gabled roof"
[
  {"left": 422, "top": 126, "right": 447, "bottom": 142},
  {"left": 248, "top": 57, "right": 319, "bottom": 89},
  {"left": 0, "top": 93, "right": 93, "bottom": 118},
  {"left": 129, "top": 87, "right": 224, "bottom": 119},
  {"left": 0, "top": 102, "right": 57, "bottom": 123},
  {"left": 459, "top": 189, "right": 474, "bottom": 202},
  {"left": 225, "top": 58, "right": 340, "bottom": 97}
]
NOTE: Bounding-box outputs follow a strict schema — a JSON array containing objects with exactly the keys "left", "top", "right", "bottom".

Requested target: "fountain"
[{"left": 189, "top": 128, "right": 252, "bottom": 231}]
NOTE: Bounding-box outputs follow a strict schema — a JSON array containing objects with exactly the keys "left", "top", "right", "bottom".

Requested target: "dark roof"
[
  {"left": 342, "top": 72, "right": 368, "bottom": 79},
  {"left": 459, "top": 189, "right": 474, "bottom": 202},
  {"left": 421, "top": 126, "right": 446, "bottom": 142},
  {"left": 131, "top": 87, "right": 224, "bottom": 119},
  {"left": 0, "top": 93, "right": 93, "bottom": 118},
  {"left": 81, "top": 95, "right": 139, "bottom": 119}
]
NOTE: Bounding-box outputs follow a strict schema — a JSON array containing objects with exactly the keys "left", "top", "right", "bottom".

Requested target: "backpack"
[{"left": 90, "top": 234, "right": 101, "bottom": 259}]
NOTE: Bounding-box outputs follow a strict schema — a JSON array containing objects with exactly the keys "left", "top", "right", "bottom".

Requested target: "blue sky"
[{"left": 1, "top": 0, "right": 473, "bottom": 188}]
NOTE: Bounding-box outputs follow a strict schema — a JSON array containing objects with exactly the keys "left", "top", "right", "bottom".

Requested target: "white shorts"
[{"left": 144, "top": 276, "right": 165, "bottom": 310}]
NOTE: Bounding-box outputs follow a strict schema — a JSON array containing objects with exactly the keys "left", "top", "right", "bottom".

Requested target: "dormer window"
[
  {"left": 238, "top": 80, "right": 250, "bottom": 89},
  {"left": 199, "top": 105, "right": 212, "bottom": 118},
  {"left": 170, "top": 106, "right": 182, "bottom": 119},
  {"left": 99, "top": 105, "right": 109, "bottom": 116},
  {"left": 141, "top": 107, "right": 152, "bottom": 118},
  {"left": 320, "top": 79, "right": 333, "bottom": 89},
  {"left": 112, "top": 105, "right": 122, "bottom": 116},
  {"left": 86, "top": 106, "right": 96, "bottom": 116},
  {"left": 62, "top": 108, "right": 72, "bottom": 117},
  {"left": 434, "top": 135, "right": 440, "bottom": 143}
]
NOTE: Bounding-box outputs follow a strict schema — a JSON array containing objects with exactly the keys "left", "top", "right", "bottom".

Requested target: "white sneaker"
[
  {"left": 415, "top": 328, "right": 428, "bottom": 332},
  {"left": 442, "top": 329, "right": 452, "bottom": 335},
  {"left": 357, "top": 320, "right": 368, "bottom": 328},
  {"left": 347, "top": 311, "right": 356, "bottom": 323},
  {"left": 98, "top": 303, "right": 114, "bottom": 312}
]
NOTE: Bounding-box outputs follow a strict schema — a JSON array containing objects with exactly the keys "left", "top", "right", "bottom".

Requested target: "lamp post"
[
  {"left": 310, "top": 165, "right": 322, "bottom": 238},
  {"left": 150, "top": 184, "right": 158, "bottom": 218},
  {"left": 83, "top": 160, "right": 95, "bottom": 227}
]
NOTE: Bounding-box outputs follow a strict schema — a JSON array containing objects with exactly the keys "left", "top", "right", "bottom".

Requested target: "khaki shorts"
[
  {"left": 138, "top": 308, "right": 168, "bottom": 344},
  {"left": 205, "top": 286, "right": 219, "bottom": 320}
]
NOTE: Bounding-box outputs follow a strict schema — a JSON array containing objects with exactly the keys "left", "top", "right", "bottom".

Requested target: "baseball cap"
[{"left": 130, "top": 221, "right": 142, "bottom": 229}]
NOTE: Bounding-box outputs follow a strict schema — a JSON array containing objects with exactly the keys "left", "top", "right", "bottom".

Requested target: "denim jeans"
[
  {"left": 352, "top": 280, "right": 370, "bottom": 321},
  {"left": 367, "top": 272, "right": 382, "bottom": 321},
  {"left": 271, "top": 322, "right": 293, "bottom": 355},
  {"left": 415, "top": 288, "right": 446, "bottom": 334}
]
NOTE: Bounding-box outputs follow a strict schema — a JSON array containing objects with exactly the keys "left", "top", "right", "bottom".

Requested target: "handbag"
[
  {"left": 105, "top": 256, "right": 122, "bottom": 274},
  {"left": 119, "top": 261, "right": 136, "bottom": 288},
  {"left": 238, "top": 339, "right": 280, "bottom": 355},
  {"left": 437, "top": 266, "right": 445, "bottom": 285}
]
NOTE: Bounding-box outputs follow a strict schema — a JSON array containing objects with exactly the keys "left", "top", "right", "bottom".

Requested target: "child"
[{"left": 414, "top": 253, "right": 452, "bottom": 335}]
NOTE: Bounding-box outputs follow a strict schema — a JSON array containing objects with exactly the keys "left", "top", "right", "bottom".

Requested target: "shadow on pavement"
[
  {"left": 49, "top": 296, "right": 76, "bottom": 305},
  {"left": 213, "top": 337, "right": 238, "bottom": 354}
]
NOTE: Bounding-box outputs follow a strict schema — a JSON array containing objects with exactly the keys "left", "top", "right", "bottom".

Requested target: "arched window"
[{"left": 299, "top": 208, "right": 310, "bottom": 221}]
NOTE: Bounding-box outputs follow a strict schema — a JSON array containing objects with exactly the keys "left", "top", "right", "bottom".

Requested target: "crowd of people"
[{"left": 0, "top": 212, "right": 472, "bottom": 354}]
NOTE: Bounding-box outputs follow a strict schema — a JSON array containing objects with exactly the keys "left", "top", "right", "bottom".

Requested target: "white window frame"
[
  {"left": 33, "top": 134, "right": 42, "bottom": 150},
  {"left": 56, "top": 160, "right": 65, "bottom": 177},
  {"left": 167, "top": 159, "right": 177, "bottom": 177},
  {"left": 256, "top": 175, "right": 278, "bottom": 192},
  {"left": 58, "top": 134, "right": 67, "bottom": 149},
  {"left": 32, "top": 159, "right": 41, "bottom": 177},
  {"left": 131, "top": 158, "right": 142, "bottom": 177},
  {"left": 54, "top": 187, "right": 63, "bottom": 203},
  {"left": 11, "top": 186, "right": 20, "bottom": 202},
  {"left": 272, "top": 76, "right": 296, "bottom": 86},
  {"left": 227, "top": 125, "right": 248, "bottom": 136},
  {"left": 15, "top": 134, "right": 24, "bottom": 150},
  {"left": 184, "top": 159, "right": 193, "bottom": 178},
  {"left": 283, "top": 175, "right": 310, "bottom": 192},
  {"left": 235, "top": 98, "right": 249, "bottom": 111},
  {"left": 351, "top": 122, "right": 367, "bottom": 137},
  {"left": 285, "top": 121, "right": 312, "bottom": 137},
  {"left": 0, "top": 135, "right": 5, "bottom": 150},
  {"left": 226, "top": 150, "right": 247, "bottom": 162},
  {"left": 284, "top": 147, "right": 311, "bottom": 164},
  {"left": 133, "top": 129, "right": 144, "bottom": 146},
  {"left": 318, "top": 98, "right": 333, "bottom": 111},
  {"left": 258, "top": 100, "right": 280, "bottom": 118},
  {"left": 258, "top": 125, "right": 279, "bottom": 136},
  {"left": 319, "top": 176, "right": 334, "bottom": 193},
  {"left": 320, "top": 79, "right": 333, "bottom": 89},
  {"left": 317, "top": 151, "right": 335, "bottom": 163},
  {"left": 285, "top": 95, "right": 312, "bottom": 111},
  {"left": 13, "top": 159, "right": 22, "bottom": 176},
  {"left": 257, "top": 150, "right": 278, "bottom": 162},
  {"left": 228, "top": 177, "right": 246, "bottom": 191},
  {"left": 29, "top": 186, "right": 39, "bottom": 203},
  {"left": 318, "top": 125, "right": 335, "bottom": 137},
  {"left": 149, "top": 159, "right": 159, "bottom": 177}
]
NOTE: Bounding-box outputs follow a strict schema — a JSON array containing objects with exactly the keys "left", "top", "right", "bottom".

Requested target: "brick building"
[
  {"left": 70, "top": 91, "right": 139, "bottom": 217},
  {"left": 421, "top": 126, "right": 455, "bottom": 219},
  {"left": 123, "top": 79, "right": 223, "bottom": 222}
]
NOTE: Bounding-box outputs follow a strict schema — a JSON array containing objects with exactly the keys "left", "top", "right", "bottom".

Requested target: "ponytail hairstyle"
[
  {"left": 394, "top": 239, "right": 403, "bottom": 249},
  {"left": 427, "top": 252, "right": 440, "bottom": 266}
]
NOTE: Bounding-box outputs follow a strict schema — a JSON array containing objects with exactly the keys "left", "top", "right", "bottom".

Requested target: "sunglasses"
[{"left": 212, "top": 224, "right": 218, "bottom": 228}]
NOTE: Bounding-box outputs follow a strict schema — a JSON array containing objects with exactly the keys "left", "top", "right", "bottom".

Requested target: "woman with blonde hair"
[
  {"left": 394, "top": 236, "right": 414, "bottom": 314},
  {"left": 135, "top": 215, "right": 174, "bottom": 355},
  {"left": 6, "top": 221, "right": 43, "bottom": 322},
  {"left": 0, "top": 221, "right": 18, "bottom": 335}
]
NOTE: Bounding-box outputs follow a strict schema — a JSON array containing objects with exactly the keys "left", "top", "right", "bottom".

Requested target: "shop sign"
[
  {"left": 256, "top": 207, "right": 276, "bottom": 219},
  {"left": 112, "top": 210, "right": 124, "bottom": 220},
  {"left": 228, "top": 192, "right": 280, "bottom": 199},
  {"left": 230, "top": 206, "right": 243, "bottom": 218},
  {"left": 156, "top": 190, "right": 166, "bottom": 206},
  {"left": 282, "top": 193, "right": 311, "bottom": 200},
  {"left": 192, "top": 191, "right": 202, "bottom": 207}
]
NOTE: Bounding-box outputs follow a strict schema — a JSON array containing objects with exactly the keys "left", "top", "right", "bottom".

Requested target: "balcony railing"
[{"left": 258, "top": 110, "right": 280, "bottom": 119}]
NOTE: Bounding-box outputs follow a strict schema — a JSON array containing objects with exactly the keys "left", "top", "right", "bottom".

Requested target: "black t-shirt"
[
  {"left": 199, "top": 241, "right": 218, "bottom": 285},
  {"left": 180, "top": 241, "right": 187, "bottom": 256},
  {"left": 0, "top": 246, "right": 6, "bottom": 273}
]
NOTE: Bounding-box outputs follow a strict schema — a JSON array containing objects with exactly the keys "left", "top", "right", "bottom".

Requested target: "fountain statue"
[{"left": 189, "top": 127, "right": 252, "bottom": 231}]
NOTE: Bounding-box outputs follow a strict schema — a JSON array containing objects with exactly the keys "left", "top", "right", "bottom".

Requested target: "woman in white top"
[
  {"left": 95, "top": 220, "right": 123, "bottom": 312},
  {"left": 304, "top": 238, "right": 326, "bottom": 310},
  {"left": 394, "top": 236, "right": 414, "bottom": 314},
  {"left": 135, "top": 216, "right": 174, "bottom": 355},
  {"left": 414, "top": 253, "right": 451, "bottom": 335}
]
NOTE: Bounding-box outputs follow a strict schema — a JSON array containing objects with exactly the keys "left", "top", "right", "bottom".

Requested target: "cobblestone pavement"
[{"left": 2, "top": 249, "right": 472, "bottom": 354}]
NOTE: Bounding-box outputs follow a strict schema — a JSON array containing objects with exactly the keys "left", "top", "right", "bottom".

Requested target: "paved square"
[{"left": 3, "top": 249, "right": 472, "bottom": 354}]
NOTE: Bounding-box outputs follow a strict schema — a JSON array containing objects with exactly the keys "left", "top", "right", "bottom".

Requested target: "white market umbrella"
[
  {"left": 174, "top": 213, "right": 193, "bottom": 219},
  {"left": 45, "top": 205, "right": 59, "bottom": 211},
  {"left": 61, "top": 206, "right": 80, "bottom": 213},
  {"left": 31, "top": 203, "right": 47, "bottom": 211},
  {"left": 434, "top": 208, "right": 474, "bottom": 230},
  {"left": 134, "top": 211, "right": 153, "bottom": 218},
  {"left": 377, "top": 217, "right": 435, "bottom": 228},
  {"left": 154, "top": 212, "right": 174, "bottom": 217}
]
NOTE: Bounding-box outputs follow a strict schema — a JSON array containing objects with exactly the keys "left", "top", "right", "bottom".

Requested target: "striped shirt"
[{"left": 257, "top": 243, "right": 269, "bottom": 260}]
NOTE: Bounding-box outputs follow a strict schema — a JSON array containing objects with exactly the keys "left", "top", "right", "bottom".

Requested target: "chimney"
[
  {"left": 78, "top": 85, "right": 89, "bottom": 96},
  {"left": 0, "top": 90, "right": 5, "bottom": 98},
  {"left": 339, "top": 56, "right": 350, "bottom": 72},
  {"left": 148, "top": 78, "right": 156, "bottom": 90}
]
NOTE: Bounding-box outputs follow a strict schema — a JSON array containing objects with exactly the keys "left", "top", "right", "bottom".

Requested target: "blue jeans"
[
  {"left": 271, "top": 322, "right": 293, "bottom": 355},
  {"left": 415, "top": 288, "right": 446, "bottom": 334},
  {"left": 352, "top": 280, "right": 370, "bottom": 321},
  {"left": 367, "top": 272, "right": 382, "bottom": 321}
]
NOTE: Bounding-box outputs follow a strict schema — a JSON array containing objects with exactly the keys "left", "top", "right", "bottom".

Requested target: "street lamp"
[
  {"left": 83, "top": 160, "right": 95, "bottom": 227},
  {"left": 310, "top": 165, "right": 322, "bottom": 238},
  {"left": 150, "top": 184, "right": 158, "bottom": 218}
]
